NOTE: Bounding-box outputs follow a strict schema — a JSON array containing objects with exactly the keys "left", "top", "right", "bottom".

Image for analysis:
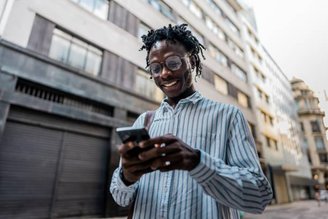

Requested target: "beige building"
[{"left": 291, "top": 78, "right": 328, "bottom": 191}]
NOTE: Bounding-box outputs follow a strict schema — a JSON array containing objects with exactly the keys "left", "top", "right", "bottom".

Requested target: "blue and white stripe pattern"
[{"left": 110, "top": 91, "right": 272, "bottom": 219}]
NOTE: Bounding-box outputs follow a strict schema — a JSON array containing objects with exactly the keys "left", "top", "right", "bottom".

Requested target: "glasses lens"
[
  {"left": 149, "top": 63, "right": 161, "bottom": 75},
  {"left": 166, "top": 56, "right": 182, "bottom": 71}
]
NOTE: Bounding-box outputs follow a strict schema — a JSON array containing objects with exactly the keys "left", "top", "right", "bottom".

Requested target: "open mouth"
[{"left": 162, "top": 80, "right": 178, "bottom": 87}]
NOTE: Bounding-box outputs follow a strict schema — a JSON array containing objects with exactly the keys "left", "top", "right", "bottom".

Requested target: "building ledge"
[
  {"left": 298, "top": 109, "right": 325, "bottom": 116},
  {"left": 272, "top": 164, "right": 298, "bottom": 172}
]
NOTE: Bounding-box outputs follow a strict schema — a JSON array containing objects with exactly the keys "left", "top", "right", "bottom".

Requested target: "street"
[{"left": 244, "top": 200, "right": 328, "bottom": 219}]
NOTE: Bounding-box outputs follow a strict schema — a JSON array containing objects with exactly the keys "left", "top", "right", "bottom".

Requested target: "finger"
[
  {"left": 118, "top": 141, "right": 137, "bottom": 155},
  {"left": 126, "top": 160, "right": 154, "bottom": 174},
  {"left": 150, "top": 153, "right": 182, "bottom": 171},
  {"left": 139, "top": 134, "right": 176, "bottom": 148},
  {"left": 138, "top": 143, "right": 180, "bottom": 161}
]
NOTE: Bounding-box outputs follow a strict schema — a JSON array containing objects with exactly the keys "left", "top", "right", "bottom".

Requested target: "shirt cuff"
[
  {"left": 116, "top": 168, "right": 139, "bottom": 192},
  {"left": 189, "top": 149, "right": 218, "bottom": 184}
]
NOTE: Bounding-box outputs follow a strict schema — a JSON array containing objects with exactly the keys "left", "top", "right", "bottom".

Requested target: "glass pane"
[
  {"left": 138, "top": 23, "right": 150, "bottom": 41},
  {"left": 190, "top": 2, "right": 202, "bottom": 18},
  {"left": 94, "top": 0, "right": 109, "bottom": 19},
  {"left": 53, "top": 28, "right": 72, "bottom": 41},
  {"left": 85, "top": 50, "right": 102, "bottom": 75},
  {"left": 214, "top": 75, "right": 228, "bottom": 95},
  {"left": 231, "top": 64, "right": 247, "bottom": 82},
  {"left": 238, "top": 92, "right": 248, "bottom": 108},
  {"left": 68, "top": 43, "right": 87, "bottom": 69},
  {"left": 135, "top": 69, "right": 163, "bottom": 102},
  {"left": 79, "top": 0, "right": 95, "bottom": 12},
  {"left": 49, "top": 35, "right": 70, "bottom": 63},
  {"left": 159, "top": 1, "right": 174, "bottom": 20}
]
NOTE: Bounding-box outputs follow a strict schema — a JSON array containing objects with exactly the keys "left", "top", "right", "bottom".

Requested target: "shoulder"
[{"left": 200, "top": 97, "right": 240, "bottom": 118}]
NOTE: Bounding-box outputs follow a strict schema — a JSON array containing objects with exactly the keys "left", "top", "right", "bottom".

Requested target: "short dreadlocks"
[{"left": 140, "top": 23, "right": 206, "bottom": 78}]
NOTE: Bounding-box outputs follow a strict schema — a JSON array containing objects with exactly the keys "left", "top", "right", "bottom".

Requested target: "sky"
[{"left": 247, "top": 0, "right": 328, "bottom": 126}]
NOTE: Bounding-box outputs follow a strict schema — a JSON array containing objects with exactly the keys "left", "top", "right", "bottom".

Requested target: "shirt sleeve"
[
  {"left": 189, "top": 108, "right": 273, "bottom": 213},
  {"left": 109, "top": 113, "right": 147, "bottom": 207}
]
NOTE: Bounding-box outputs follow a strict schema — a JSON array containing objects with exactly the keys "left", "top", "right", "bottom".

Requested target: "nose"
[{"left": 159, "top": 65, "right": 172, "bottom": 78}]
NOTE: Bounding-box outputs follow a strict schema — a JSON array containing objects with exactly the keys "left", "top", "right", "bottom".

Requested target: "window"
[
  {"left": 260, "top": 110, "right": 273, "bottom": 126},
  {"left": 314, "top": 136, "right": 325, "bottom": 150},
  {"left": 177, "top": 17, "right": 205, "bottom": 45},
  {"left": 205, "top": 16, "right": 225, "bottom": 41},
  {"left": 227, "top": 39, "right": 244, "bottom": 59},
  {"left": 237, "top": 91, "right": 248, "bottom": 108},
  {"left": 214, "top": 75, "right": 228, "bottom": 95},
  {"left": 189, "top": 2, "right": 203, "bottom": 19},
  {"left": 182, "top": 0, "right": 203, "bottom": 19},
  {"left": 248, "top": 122, "right": 256, "bottom": 140},
  {"left": 135, "top": 69, "right": 164, "bottom": 102},
  {"left": 310, "top": 120, "right": 321, "bottom": 133},
  {"left": 207, "top": 0, "right": 223, "bottom": 16},
  {"left": 300, "top": 122, "right": 304, "bottom": 132},
  {"left": 208, "top": 44, "right": 228, "bottom": 67},
  {"left": 71, "top": 0, "right": 109, "bottom": 20},
  {"left": 225, "top": 18, "right": 239, "bottom": 35},
  {"left": 265, "top": 135, "right": 278, "bottom": 150},
  {"left": 49, "top": 29, "right": 102, "bottom": 76},
  {"left": 231, "top": 64, "right": 247, "bottom": 82},
  {"left": 149, "top": 0, "right": 175, "bottom": 21},
  {"left": 138, "top": 22, "right": 151, "bottom": 42},
  {"left": 319, "top": 153, "right": 328, "bottom": 163}
]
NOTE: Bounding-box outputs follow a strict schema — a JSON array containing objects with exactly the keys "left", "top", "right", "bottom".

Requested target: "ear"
[{"left": 189, "top": 55, "right": 196, "bottom": 70}]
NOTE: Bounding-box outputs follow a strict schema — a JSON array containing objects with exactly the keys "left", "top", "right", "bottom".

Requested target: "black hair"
[{"left": 140, "top": 23, "right": 206, "bottom": 78}]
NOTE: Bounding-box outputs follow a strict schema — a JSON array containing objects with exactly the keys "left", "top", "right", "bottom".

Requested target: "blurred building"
[
  {"left": 0, "top": 0, "right": 258, "bottom": 218},
  {"left": 241, "top": 14, "right": 313, "bottom": 203},
  {"left": 291, "top": 78, "right": 328, "bottom": 191}
]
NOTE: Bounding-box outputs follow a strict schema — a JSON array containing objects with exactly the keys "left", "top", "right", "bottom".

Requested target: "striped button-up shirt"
[{"left": 110, "top": 91, "right": 272, "bottom": 219}]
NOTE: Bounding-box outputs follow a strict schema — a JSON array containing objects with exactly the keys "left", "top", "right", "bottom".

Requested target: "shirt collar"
[{"left": 160, "top": 91, "right": 203, "bottom": 108}]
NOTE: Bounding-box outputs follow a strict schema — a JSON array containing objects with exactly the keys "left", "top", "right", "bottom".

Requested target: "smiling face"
[{"left": 148, "top": 40, "right": 195, "bottom": 106}]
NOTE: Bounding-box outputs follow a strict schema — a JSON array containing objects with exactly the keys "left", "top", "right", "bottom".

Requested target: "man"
[{"left": 110, "top": 24, "right": 272, "bottom": 219}]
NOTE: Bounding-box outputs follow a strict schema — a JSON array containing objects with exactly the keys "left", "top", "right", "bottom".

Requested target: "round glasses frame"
[{"left": 147, "top": 55, "right": 189, "bottom": 77}]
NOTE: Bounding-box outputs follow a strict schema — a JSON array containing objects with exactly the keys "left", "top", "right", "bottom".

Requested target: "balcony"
[{"left": 298, "top": 108, "right": 325, "bottom": 116}]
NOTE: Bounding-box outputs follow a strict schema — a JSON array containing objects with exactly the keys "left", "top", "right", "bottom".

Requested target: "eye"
[
  {"left": 166, "top": 56, "right": 182, "bottom": 70},
  {"left": 150, "top": 63, "right": 161, "bottom": 74}
]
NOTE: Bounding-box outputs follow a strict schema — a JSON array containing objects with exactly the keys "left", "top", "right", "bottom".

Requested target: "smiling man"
[{"left": 110, "top": 24, "right": 272, "bottom": 219}]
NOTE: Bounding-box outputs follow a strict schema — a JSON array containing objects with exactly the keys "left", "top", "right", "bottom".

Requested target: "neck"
[{"left": 167, "top": 85, "right": 196, "bottom": 108}]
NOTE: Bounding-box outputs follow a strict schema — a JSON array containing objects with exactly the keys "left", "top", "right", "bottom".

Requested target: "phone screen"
[
  {"left": 116, "top": 127, "right": 151, "bottom": 156},
  {"left": 116, "top": 127, "right": 150, "bottom": 143}
]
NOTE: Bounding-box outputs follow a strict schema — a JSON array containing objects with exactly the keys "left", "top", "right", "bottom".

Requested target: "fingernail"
[
  {"left": 140, "top": 142, "right": 145, "bottom": 147},
  {"left": 138, "top": 154, "right": 144, "bottom": 160},
  {"left": 165, "top": 161, "right": 171, "bottom": 166},
  {"left": 155, "top": 143, "right": 160, "bottom": 148}
]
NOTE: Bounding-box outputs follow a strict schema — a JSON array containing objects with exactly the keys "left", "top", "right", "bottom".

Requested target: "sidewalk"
[
  {"left": 102, "top": 200, "right": 328, "bottom": 219},
  {"left": 244, "top": 200, "right": 328, "bottom": 219}
]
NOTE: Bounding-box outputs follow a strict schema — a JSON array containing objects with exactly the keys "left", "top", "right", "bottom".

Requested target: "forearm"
[
  {"left": 189, "top": 150, "right": 272, "bottom": 213},
  {"left": 110, "top": 167, "right": 139, "bottom": 207}
]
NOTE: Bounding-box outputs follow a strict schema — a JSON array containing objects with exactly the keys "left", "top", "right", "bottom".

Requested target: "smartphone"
[
  {"left": 116, "top": 127, "right": 151, "bottom": 156},
  {"left": 116, "top": 127, "right": 150, "bottom": 143}
]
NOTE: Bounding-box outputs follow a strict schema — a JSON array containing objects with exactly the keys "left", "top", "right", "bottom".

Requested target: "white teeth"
[{"left": 163, "top": 81, "right": 177, "bottom": 87}]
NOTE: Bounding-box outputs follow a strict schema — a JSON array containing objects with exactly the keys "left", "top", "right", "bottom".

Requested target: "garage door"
[{"left": 0, "top": 107, "right": 111, "bottom": 219}]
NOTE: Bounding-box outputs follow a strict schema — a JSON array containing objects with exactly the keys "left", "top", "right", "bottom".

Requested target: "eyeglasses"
[{"left": 148, "top": 55, "right": 189, "bottom": 76}]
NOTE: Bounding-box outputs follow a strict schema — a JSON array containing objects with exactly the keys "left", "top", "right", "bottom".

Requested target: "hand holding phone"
[{"left": 116, "top": 127, "right": 151, "bottom": 156}]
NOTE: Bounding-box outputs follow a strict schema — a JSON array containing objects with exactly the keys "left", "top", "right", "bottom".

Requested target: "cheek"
[
  {"left": 184, "top": 70, "right": 193, "bottom": 87},
  {"left": 153, "top": 78, "right": 161, "bottom": 87}
]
